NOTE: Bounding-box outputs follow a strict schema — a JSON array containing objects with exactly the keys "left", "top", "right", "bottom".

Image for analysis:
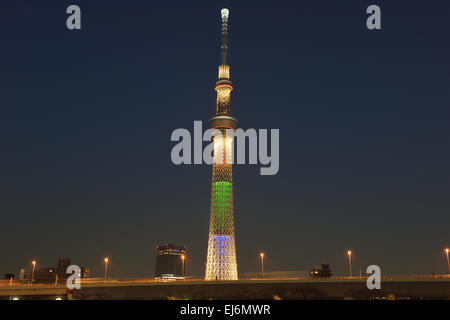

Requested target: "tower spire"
[
  {"left": 220, "top": 8, "right": 229, "bottom": 65},
  {"left": 211, "top": 8, "right": 236, "bottom": 118}
]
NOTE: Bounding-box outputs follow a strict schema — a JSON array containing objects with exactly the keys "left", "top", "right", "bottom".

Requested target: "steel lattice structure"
[{"left": 205, "top": 8, "right": 239, "bottom": 281}]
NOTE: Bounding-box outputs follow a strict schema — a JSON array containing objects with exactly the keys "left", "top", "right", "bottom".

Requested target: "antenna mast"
[{"left": 221, "top": 8, "right": 229, "bottom": 65}]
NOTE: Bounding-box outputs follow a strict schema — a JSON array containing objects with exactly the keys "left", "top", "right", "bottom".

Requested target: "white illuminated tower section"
[{"left": 205, "top": 8, "right": 238, "bottom": 281}]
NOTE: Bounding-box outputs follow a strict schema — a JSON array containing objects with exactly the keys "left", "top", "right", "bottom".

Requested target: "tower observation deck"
[{"left": 205, "top": 8, "right": 238, "bottom": 281}]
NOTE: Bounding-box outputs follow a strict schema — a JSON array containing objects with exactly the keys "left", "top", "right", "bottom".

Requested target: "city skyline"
[{"left": 1, "top": 0, "right": 450, "bottom": 279}]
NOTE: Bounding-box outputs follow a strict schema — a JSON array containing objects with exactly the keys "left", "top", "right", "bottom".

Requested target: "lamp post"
[
  {"left": 445, "top": 248, "right": 450, "bottom": 274},
  {"left": 31, "top": 260, "right": 37, "bottom": 285},
  {"left": 181, "top": 255, "right": 185, "bottom": 278},
  {"left": 260, "top": 253, "right": 264, "bottom": 279},
  {"left": 9, "top": 275, "right": 13, "bottom": 300},
  {"left": 104, "top": 258, "right": 109, "bottom": 282},
  {"left": 347, "top": 251, "right": 352, "bottom": 278}
]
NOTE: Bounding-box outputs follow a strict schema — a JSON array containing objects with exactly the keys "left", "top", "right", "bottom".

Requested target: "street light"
[
  {"left": 181, "top": 255, "right": 185, "bottom": 278},
  {"left": 445, "top": 248, "right": 450, "bottom": 274},
  {"left": 31, "top": 260, "right": 37, "bottom": 285},
  {"left": 104, "top": 258, "right": 109, "bottom": 282},
  {"left": 347, "top": 250, "right": 352, "bottom": 277},
  {"left": 260, "top": 253, "right": 264, "bottom": 279}
]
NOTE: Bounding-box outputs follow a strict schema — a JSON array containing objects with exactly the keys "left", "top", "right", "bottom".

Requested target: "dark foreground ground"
[
  {"left": 72, "top": 279, "right": 450, "bottom": 300},
  {"left": 1, "top": 278, "right": 449, "bottom": 300}
]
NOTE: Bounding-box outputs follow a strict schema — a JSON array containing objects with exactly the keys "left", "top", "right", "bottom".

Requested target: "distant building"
[
  {"left": 35, "top": 267, "right": 57, "bottom": 283},
  {"left": 56, "top": 258, "right": 71, "bottom": 282},
  {"left": 310, "top": 264, "right": 332, "bottom": 278},
  {"left": 34, "top": 258, "right": 90, "bottom": 284},
  {"left": 155, "top": 244, "right": 187, "bottom": 279}
]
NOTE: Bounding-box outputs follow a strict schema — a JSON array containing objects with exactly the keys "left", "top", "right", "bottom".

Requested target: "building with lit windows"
[
  {"left": 155, "top": 244, "right": 187, "bottom": 279},
  {"left": 34, "top": 258, "right": 90, "bottom": 284}
]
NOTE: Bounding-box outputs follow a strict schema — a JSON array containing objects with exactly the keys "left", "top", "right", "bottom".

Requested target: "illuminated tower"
[{"left": 205, "top": 8, "right": 238, "bottom": 281}]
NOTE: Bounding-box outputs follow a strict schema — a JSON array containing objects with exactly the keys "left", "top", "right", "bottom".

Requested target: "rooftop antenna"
[{"left": 220, "top": 8, "right": 230, "bottom": 65}]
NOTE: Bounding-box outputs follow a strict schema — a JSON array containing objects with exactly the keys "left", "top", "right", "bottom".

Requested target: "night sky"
[{"left": 1, "top": 0, "right": 449, "bottom": 278}]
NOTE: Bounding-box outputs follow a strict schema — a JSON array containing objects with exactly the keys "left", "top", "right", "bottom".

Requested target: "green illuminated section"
[{"left": 214, "top": 181, "right": 231, "bottom": 229}]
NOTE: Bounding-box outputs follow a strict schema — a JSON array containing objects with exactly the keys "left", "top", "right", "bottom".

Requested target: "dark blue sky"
[{"left": 0, "top": 0, "right": 449, "bottom": 278}]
